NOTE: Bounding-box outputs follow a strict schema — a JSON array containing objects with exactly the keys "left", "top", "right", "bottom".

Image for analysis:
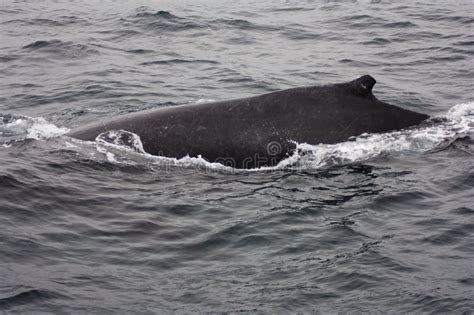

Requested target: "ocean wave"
[
  {"left": 211, "top": 18, "right": 280, "bottom": 32},
  {"left": 121, "top": 8, "right": 280, "bottom": 35},
  {"left": 140, "top": 59, "right": 219, "bottom": 66},
  {"left": 126, "top": 48, "right": 155, "bottom": 54},
  {"left": 270, "top": 7, "right": 315, "bottom": 12},
  {"left": 0, "top": 289, "right": 67, "bottom": 308},
  {"left": 408, "top": 13, "right": 474, "bottom": 24},
  {"left": 2, "top": 15, "right": 86, "bottom": 27},
  {"left": 22, "top": 40, "right": 99, "bottom": 58},
  {"left": 280, "top": 26, "right": 322, "bottom": 41},
  {"left": 329, "top": 15, "right": 417, "bottom": 30},
  {"left": 134, "top": 9, "right": 178, "bottom": 20},
  {"left": 123, "top": 9, "right": 205, "bottom": 32}
]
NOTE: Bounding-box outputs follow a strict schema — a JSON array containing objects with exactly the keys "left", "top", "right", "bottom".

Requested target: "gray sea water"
[{"left": 0, "top": 0, "right": 473, "bottom": 313}]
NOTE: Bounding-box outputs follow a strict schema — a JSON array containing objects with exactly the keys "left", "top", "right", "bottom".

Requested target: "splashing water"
[
  {"left": 275, "top": 101, "right": 473, "bottom": 169},
  {"left": 0, "top": 114, "right": 69, "bottom": 143},
  {"left": 96, "top": 130, "right": 146, "bottom": 153},
  {"left": 108, "top": 101, "right": 473, "bottom": 171},
  {"left": 1, "top": 102, "right": 472, "bottom": 171}
]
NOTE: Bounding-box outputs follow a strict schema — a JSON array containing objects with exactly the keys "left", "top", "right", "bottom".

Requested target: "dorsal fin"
[{"left": 350, "top": 75, "right": 376, "bottom": 97}]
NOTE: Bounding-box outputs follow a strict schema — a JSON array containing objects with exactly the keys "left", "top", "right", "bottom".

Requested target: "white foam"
[
  {"left": 195, "top": 99, "right": 217, "bottom": 104},
  {"left": 271, "top": 101, "right": 474, "bottom": 170},
  {"left": 81, "top": 101, "right": 474, "bottom": 172},
  {"left": 6, "top": 102, "right": 471, "bottom": 172},
  {"left": 155, "top": 154, "right": 236, "bottom": 172},
  {"left": 95, "top": 130, "right": 145, "bottom": 153},
  {"left": 64, "top": 141, "right": 79, "bottom": 149},
  {"left": 26, "top": 117, "right": 70, "bottom": 140},
  {"left": 0, "top": 115, "right": 69, "bottom": 141},
  {"left": 446, "top": 101, "right": 474, "bottom": 121},
  {"left": 105, "top": 151, "right": 118, "bottom": 163}
]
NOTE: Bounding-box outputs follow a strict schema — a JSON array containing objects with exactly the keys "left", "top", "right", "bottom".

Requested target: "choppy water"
[{"left": 1, "top": 0, "right": 473, "bottom": 313}]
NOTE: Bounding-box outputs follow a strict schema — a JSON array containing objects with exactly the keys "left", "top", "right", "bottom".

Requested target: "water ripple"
[{"left": 0, "top": 0, "right": 473, "bottom": 313}]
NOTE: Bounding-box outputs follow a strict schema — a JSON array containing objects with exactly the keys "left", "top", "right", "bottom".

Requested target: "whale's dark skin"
[{"left": 67, "top": 75, "right": 429, "bottom": 168}]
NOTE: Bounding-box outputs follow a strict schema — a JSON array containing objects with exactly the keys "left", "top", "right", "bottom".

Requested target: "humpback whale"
[{"left": 67, "top": 75, "right": 429, "bottom": 168}]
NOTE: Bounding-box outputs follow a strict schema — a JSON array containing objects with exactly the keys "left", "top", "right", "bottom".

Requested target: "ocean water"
[{"left": 1, "top": 0, "right": 473, "bottom": 313}]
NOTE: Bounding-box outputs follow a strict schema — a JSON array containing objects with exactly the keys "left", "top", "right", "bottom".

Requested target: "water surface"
[{"left": 0, "top": 0, "right": 473, "bottom": 313}]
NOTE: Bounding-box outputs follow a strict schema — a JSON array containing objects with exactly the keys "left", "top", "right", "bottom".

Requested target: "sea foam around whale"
[{"left": 1, "top": 101, "right": 473, "bottom": 171}]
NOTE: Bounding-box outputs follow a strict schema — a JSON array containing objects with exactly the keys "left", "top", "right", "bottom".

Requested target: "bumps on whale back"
[{"left": 350, "top": 75, "right": 376, "bottom": 97}]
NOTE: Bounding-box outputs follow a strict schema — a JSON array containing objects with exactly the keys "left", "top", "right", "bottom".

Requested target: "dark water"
[{"left": 1, "top": 0, "right": 473, "bottom": 313}]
